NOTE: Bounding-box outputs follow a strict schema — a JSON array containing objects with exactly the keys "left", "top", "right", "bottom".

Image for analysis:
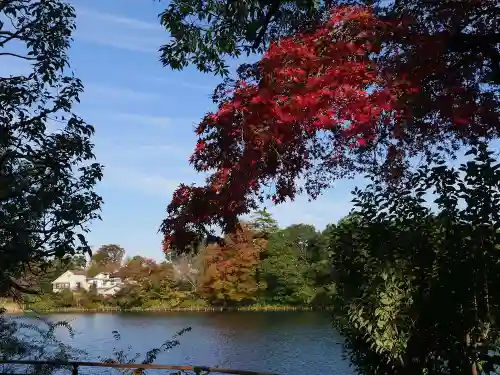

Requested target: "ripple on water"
[{"left": 18, "top": 311, "right": 353, "bottom": 375}]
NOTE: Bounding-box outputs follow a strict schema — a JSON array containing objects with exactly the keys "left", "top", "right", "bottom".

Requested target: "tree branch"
[
  {"left": 252, "top": 0, "right": 281, "bottom": 49},
  {"left": 0, "top": 20, "right": 36, "bottom": 47},
  {"left": 0, "top": 52, "right": 36, "bottom": 60}
]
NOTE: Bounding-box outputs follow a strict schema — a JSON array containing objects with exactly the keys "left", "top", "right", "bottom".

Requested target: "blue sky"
[
  {"left": 64, "top": 0, "right": 361, "bottom": 260},
  {"left": 3, "top": 0, "right": 494, "bottom": 261}
]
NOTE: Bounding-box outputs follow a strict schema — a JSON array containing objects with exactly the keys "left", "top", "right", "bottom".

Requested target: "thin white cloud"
[
  {"left": 149, "top": 76, "right": 217, "bottom": 92},
  {"left": 83, "top": 84, "right": 162, "bottom": 102},
  {"left": 104, "top": 166, "right": 183, "bottom": 196},
  {"left": 133, "top": 144, "right": 192, "bottom": 158},
  {"left": 114, "top": 113, "right": 171, "bottom": 127},
  {"left": 237, "top": 176, "right": 358, "bottom": 229},
  {"left": 132, "top": 173, "right": 182, "bottom": 195},
  {"left": 87, "top": 112, "right": 198, "bottom": 129},
  {"left": 103, "top": 164, "right": 353, "bottom": 233},
  {"left": 73, "top": 6, "right": 164, "bottom": 53},
  {"left": 76, "top": 7, "right": 161, "bottom": 31},
  {"left": 98, "top": 144, "right": 192, "bottom": 162},
  {"left": 180, "top": 82, "right": 215, "bottom": 91},
  {"left": 106, "top": 163, "right": 354, "bottom": 230},
  {"left": 87, "top": 39, "right": 158, "bottom": 54}
]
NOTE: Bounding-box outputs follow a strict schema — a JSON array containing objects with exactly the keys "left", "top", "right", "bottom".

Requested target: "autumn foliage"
[
  {"left": 197, "top": 224, "right": 266, "bottom": 305},
  {"left": 161, "top": 2, "right": 500, "bottom": 252},
  {"left": 118, "top": 256, "right": 168, "bottom": 282}
]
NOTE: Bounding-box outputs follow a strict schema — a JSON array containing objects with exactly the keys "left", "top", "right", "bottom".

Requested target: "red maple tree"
[{"left": 162, "top": 3, "right": 499, "bottom": 252}]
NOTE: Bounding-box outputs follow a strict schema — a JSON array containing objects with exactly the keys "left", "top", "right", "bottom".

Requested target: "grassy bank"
[
  {"left": 5, "top": 304, "right": 331, "bottom": 314},
  {"left": 0, "top": 300, "right": 23, "bottom": 314}
]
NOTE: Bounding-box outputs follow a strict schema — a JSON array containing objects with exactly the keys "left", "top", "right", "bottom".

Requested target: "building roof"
[
  {"left": 52, "top": 269, "right": 124, "bottom": 284},
  {"left": 97, "top": 284, "right": 122, "bottom": 291},
  {"left": 51, "top": 269, "right": 87, "bottom": 283},
  {"left": 71, "top": 270, "right": 87, "bottom": 276}
]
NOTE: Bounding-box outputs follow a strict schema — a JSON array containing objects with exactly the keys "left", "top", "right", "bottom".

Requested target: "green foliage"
[
  {"left": 53, "top": 289, "right": 75, "bottom": 308},
  {"left": 330, "top": 142, "right": 500, "bottom": 375},
  {"left": 0, "top": 309, "right": 193, "bottom": 375},
  {"left": 70, "top": 255, "right": 87, "bottom": 270},
  {"left": 259, "top": 228, "right": 316, "bottom": 305},
  {"left": 0, "top": 3, "right": 195, "bottom": 371},
  {"left": 250, "top": 209, "right": 279, "bottom": 238},
  {"left": 20, "top": 255, "right": 87, "bottom": 294},
  {"left": 258, "top": 223, "right": 335, "bottom": 306},
  {"left": 92, "top": 244, "right": 125, "bottom": 265},
  {"left": 0, "top": 0, "right": 103, "bottom": 295},
  {"left": 20, "top": 217, "right": 334, "bottom": 312},
  {"left": 99, "top": 328, "right": 192, "bottom": 375},
  {"left": 108, "top": 286, "right": 145, "bottom": 310},
  {"left": 159, "top": 0, "right": 324, "bottom": 75},
  {"left": 0, "top": 309, "right": 84, "bottom": 375},
  {"left": 87, "top": 244, "right": 125, "bottom": 276},
  {"left": 308, "top": 224, "right": 336, "bottom": 307}
]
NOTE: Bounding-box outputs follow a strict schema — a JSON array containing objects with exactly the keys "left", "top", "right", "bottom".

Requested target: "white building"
[
  {"left": 51, "top": 270, "right": 87, "bottom": 292},
  {"left": 52, "top": 270, "right": 124, "bottom": 296}
]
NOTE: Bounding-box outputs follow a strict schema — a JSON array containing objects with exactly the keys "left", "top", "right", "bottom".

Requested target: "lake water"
[{"left": 29, "top": 311, "right": 352, "bottom": 375}]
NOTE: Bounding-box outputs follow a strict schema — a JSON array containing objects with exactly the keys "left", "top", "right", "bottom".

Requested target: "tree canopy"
[
  {"left": 160, "top": 0, "right": 499, "bottom": 79},
  {"left": 198, "top": 223, "right": 266, "bottom": 306},
  {"left": 86, "top": 244, "right": 125, "bottom": 277},
  {"left": 160, "top": 1, "right": 499, "bottom": 251},
  {"left": 0, "top": 0, "right": 103, "bottom": 296},
  {"left": 159, "top": 0, "right": 325, "bottom": 76},
  {"left": 330, "top": 142, "right": 500, "bottom": 375}
]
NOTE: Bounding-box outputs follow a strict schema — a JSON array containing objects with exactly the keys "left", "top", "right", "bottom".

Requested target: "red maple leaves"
[{"left": 161, "top": 3, "right": 500, "bottom": 253}]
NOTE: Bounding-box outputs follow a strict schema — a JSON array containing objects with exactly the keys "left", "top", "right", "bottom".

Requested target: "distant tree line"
[{"left": 21, "top": 213, "right": 337, "bottom": 310}]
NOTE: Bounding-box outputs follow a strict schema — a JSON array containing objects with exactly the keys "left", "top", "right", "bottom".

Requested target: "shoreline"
[{"left": 4, "top": 305, "right": 331, "bottom": 315}]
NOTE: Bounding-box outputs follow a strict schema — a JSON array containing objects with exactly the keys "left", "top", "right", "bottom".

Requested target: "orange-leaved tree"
[
  {"left": 197, "top": 224, "right": 266, "bottom": 306},
  {"left": 161, "top": 3, "right": 499, "bottom": 252}
]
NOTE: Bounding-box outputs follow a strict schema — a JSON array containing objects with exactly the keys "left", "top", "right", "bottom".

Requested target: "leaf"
[{"left": 1, "top": 0, "right": 103, "bottom": 296}]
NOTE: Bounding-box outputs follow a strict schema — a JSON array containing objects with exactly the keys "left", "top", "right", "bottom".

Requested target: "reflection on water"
[{"left": 13, "top": 312, "right": 353, "bottom": 375}]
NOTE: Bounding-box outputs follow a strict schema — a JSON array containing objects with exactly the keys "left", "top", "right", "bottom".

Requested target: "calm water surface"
[{"left": 44, "top": 311, "right": 352, "bottom": 375}]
